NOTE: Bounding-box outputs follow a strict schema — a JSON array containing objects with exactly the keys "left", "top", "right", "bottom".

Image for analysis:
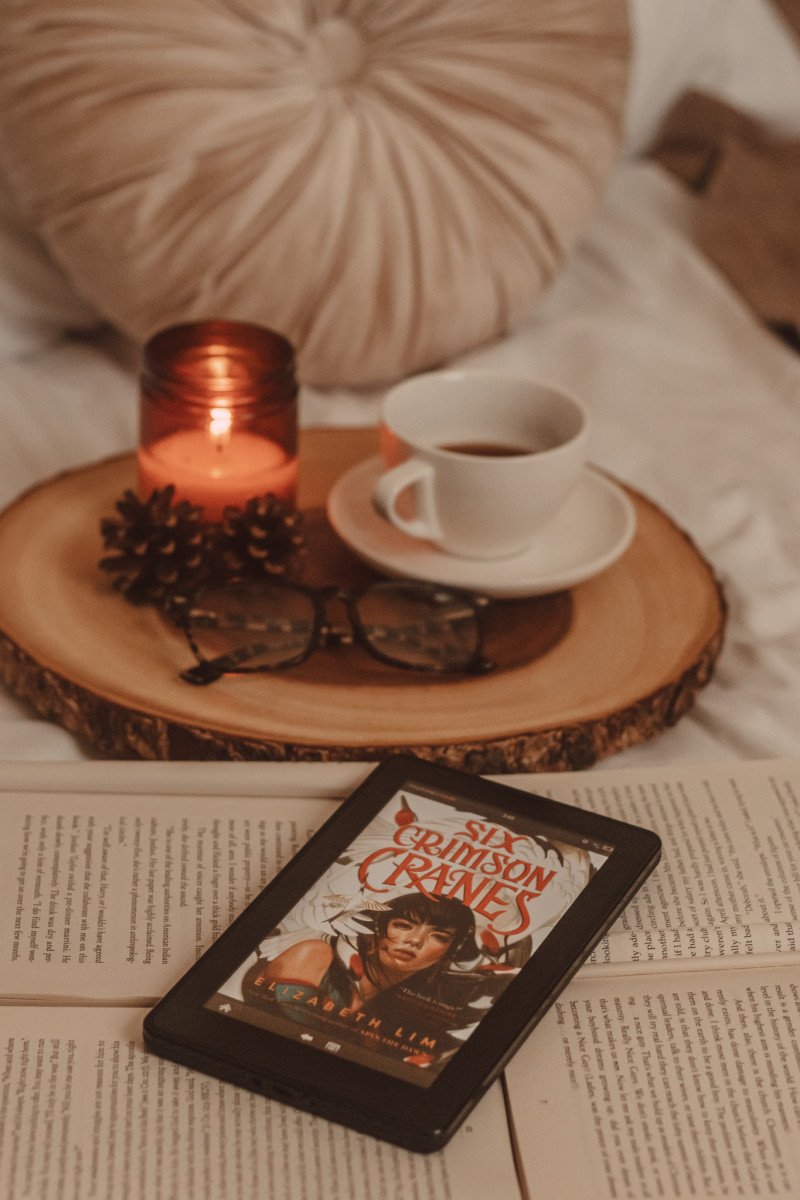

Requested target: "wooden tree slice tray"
[{"left": 0, "top": 429, "right": 726, "bottom": 772}]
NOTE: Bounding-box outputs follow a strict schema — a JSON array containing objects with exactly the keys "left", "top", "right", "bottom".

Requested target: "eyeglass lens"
[
  {"left": 187, "top": 585, "right": 317, "bottom": 670},
  {"left": 182, "top": 580, "right": 484, "bottom": 677},
  {"left": 354, "top": 582, "right": 480, "bottom": 671}
]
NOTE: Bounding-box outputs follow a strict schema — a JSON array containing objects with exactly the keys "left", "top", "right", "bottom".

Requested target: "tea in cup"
[{"left": 373, "top": 372, "right": 588, "bottom": 559}]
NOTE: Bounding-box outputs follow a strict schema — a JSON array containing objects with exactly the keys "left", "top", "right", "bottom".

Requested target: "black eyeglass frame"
[{"left": 177, "top": 578, "right": 496, "bottom": 685}]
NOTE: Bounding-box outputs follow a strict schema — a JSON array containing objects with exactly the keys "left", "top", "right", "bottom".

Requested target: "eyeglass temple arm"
[{"left": 180, "top": 641, "right": 272, "bottom": 686}]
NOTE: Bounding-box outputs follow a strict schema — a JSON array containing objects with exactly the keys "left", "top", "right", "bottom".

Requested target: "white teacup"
[{"left": 373, "top": 372, "right": 588, "bottom": 560}]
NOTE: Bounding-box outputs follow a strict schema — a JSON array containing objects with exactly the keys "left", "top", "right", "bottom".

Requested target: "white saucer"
[{"left": 326, "top": 457, "right": 637, "bottom": 599}]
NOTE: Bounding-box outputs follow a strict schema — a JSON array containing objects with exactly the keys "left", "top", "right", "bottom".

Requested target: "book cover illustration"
[{"left": 208, "top": 785, "right": 610, "bottom": 1084}]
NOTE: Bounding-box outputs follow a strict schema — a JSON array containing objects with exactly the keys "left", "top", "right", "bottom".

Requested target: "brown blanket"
[
  {"left": 648, "top": 92, "right": 800, "bottom": 348},
  {"left": 647, "top": 0, "right": 800, "bottom": 350},
  {"left": 771, "top": 0, "right": 800, "bottom": 42}
]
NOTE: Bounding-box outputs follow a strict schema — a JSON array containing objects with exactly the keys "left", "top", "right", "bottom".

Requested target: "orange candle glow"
[
  {"left": 138, "top": 429, "right": 298, "bottom": 522},
  {"left": 137, "top": 321, "right": 298, "bottom": 523}
]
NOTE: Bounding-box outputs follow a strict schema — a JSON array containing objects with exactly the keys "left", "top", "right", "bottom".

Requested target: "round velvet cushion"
[{"left": 0, "top": 1, "right": 629, "bottom": 388}]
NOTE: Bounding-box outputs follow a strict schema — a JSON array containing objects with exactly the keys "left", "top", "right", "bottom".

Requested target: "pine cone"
[
  {"left": 215, "top": 493, "right": 306, "bottom": 579},
  {"left": 99, "top": 486, "right": 209, "bottom": 615}
]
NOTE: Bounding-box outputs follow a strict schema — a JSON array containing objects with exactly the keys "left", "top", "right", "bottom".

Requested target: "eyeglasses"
[{"left": 177, "top": 578, "right": 496, "bottom": 684}]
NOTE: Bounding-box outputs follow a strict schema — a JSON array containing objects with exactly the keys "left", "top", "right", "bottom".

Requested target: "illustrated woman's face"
[{"left": 377, "top": 917, "right": 456, "bottom": 977}]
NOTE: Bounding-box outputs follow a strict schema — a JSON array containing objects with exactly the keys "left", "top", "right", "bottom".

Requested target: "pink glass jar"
[{"left": 137, "top": 320, "right": 298, "bottom": 521}]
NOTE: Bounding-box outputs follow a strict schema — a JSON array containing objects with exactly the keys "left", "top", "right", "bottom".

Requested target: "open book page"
[
  {"left": 526, "top": 758, "right": 800, "bottom": 972},
  {"left": 0, "top": 790, "right": 338, "bottom": 1002},
  {"left": 505, "top": 963, "right": 800, "bottom": 1200},
  {"left": 4, "top": 758, "right": 799, "bottom": 1003},
  {"left": 2, "top": 759, "right": 799, "bottom": 1197},
  {"left": 0, "top": 1007, "right": 521, "bottom": 1200}
]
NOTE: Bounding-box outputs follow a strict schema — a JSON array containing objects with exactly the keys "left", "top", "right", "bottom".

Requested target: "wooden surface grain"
[{"left": 0, "top": 429, "right": 726, "bottom": 771}]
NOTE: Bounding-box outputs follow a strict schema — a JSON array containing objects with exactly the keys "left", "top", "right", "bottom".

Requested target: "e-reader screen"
[{"left": 205, "top": 779, "right": 613, "bottom": 1086}]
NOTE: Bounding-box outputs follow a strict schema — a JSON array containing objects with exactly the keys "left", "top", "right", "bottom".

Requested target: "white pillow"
[{"left": 0, "top": 0, "right": 629, "bottom": 389}]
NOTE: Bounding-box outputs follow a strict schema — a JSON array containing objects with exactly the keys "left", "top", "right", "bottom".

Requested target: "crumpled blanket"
[{"left": 647, "top": 87, "right": 800, "bottom": 352}]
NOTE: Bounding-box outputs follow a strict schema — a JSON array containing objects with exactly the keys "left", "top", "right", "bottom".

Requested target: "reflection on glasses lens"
[
  {"left": 186, "top": 583, "right": 316, "bottom": 671},
  {"left": 355, "top": 581, "right": 480, "bottom": 671},
  {"left": 179, "top": 578, "right": 492, "bottom": 684}
]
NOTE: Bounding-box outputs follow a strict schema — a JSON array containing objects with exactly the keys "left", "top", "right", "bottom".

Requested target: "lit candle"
[
  {"left": 137, "top": 321, "right": 298, "bottom": 522},
  {"left": 138, "top": 429, "right": 298, "bottom": 522}
]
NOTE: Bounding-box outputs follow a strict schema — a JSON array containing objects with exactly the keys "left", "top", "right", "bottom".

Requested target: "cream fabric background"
[
  {"left": 1, "top": 162, "right": 799, "bottom": 766},
  {"left": 0, "top": 0, "right": 797, "bottom": 766},
  {"left": 0, "top": 0, "right": 629, "bottom": 388}
]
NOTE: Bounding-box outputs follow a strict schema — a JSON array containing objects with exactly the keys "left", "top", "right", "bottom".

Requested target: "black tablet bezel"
[{"left": 143, "top": 755, "right": 661, "bottom": 1152}]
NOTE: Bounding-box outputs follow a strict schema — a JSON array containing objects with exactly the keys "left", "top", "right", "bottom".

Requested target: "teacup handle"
[{"left": 373, "top": 459, "right": 442, "bottom": 541}]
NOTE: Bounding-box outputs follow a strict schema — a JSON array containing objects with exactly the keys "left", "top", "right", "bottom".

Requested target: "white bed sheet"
[{"left": 0, "top": 160, "right": 798, "bottom": 767}]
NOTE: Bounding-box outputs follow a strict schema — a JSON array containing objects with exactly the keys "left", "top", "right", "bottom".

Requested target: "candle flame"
[
  {"left": 207, "top": 352, "right": 231, "bottom": 379},
  {"left": 209, "top": 406, "right": 232, "bottom": 446}
]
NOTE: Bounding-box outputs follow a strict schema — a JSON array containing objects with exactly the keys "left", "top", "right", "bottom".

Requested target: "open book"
[{"left": 2, "top": 757, "right": 799, "bottom": 1199}]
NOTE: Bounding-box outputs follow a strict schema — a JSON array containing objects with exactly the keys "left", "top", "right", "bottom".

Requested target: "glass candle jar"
[{"left": 137, "top": 320, "right": 298, "bottom": 522}]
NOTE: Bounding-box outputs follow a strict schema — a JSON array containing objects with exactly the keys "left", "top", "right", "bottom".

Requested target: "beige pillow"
[{"left": 0, "top": 0, "right": 629, "bottom": 388}]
